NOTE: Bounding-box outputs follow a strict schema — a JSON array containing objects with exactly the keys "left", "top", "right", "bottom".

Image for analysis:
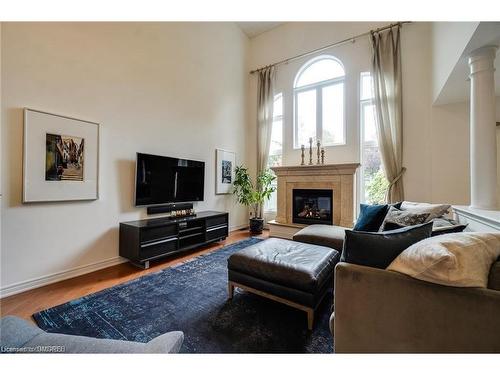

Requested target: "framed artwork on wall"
[
  {"left": 23, "top": 108, "right": 100, "bottom": 202},
  {"left": 215, "top": 149, "right": 235, "bottom": 194}
]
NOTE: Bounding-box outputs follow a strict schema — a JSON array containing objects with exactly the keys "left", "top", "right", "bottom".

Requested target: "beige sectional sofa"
[
  {"left": 333, "top": 261, "right": 500, "bottom": 353},
  {"left": 293, "top": 223, "right": 500, "bottom": 353}
]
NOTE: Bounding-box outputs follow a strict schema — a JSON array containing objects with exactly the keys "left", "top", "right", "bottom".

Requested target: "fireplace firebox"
[{"left": 292, "top": 189, "right": 333, "bottom": 225}]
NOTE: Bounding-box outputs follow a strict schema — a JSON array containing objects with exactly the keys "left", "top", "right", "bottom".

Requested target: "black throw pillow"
[
  {"left": 431, "top": 224, "right": 468, "bottom": 237},
  {"left": 341, "top": 222, "right": 433, "bottom": 269}
]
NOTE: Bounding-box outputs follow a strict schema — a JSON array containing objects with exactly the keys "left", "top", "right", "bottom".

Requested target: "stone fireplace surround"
[{"left": 269, "top": 163, "right": 360, "bottom": 239}]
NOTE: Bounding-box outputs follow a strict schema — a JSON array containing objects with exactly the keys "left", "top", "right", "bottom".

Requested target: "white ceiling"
[{"left": 235, "top": 22, "right": 284, "bottom": 38}]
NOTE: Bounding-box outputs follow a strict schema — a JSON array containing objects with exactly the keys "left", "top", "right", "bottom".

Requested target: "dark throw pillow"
[
  {"left": 431, "top": 224, "right": 468, "bottom": 237},
  {"left": 341, "top": 222, "right": 433, "bottom": 269},
  {"left": 391, "top": 201, "right": 403, "bottom": 210},
  {"left": 353, "top": 203, "right": 389, "bottom": 232}
]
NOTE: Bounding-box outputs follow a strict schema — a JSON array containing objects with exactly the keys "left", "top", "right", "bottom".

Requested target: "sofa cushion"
[
  {"left": 379, "top": 206, "right": 430, "bottom": 231},
  {"left": 293, "top": 224, "right": 347, "bottom": 250},
  {"left": 227, "top": 238, "right": 339, "bottom": 293},
  {"left": 353, "top": 203, "right": 389, "bottom": 232},
  {"left": 400, "top": 201, "right": 451, "bottom": 221},
  {"left": 341, "top": 222, "right": 433, "bottom": 269},
  {"left": 388, "top": 233, "right": 500, "bottom": 288}
]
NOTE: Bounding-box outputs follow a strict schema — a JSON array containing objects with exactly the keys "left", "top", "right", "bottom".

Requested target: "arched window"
[{"left": 293, "top": 55, "right": 345, "bottom": 148}]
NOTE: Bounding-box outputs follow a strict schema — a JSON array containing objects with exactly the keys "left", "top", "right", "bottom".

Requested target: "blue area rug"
[{"left": 33, "top": 238, "right": 333, "bottom": 353}]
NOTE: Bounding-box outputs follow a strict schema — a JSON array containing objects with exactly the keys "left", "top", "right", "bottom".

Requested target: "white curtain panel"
[
  {"left": 370, "top": 25, "right": 406, "bottom": 203},
  {"left": 256, "top": 66, "right": 275, "bottom": 179}
]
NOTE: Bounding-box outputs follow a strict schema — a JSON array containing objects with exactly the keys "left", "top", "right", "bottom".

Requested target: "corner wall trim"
[{"left": 0, "top": 224, "right": 248, "bottom": 298}]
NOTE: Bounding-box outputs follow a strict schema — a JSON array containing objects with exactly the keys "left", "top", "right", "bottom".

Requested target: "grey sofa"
[{"left": 0, "top": 316, "right": 184, "bottom": 353}]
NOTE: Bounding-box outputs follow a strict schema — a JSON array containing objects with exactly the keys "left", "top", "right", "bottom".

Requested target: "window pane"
[
  {"left": 264, "top": 180, "right": 278, "bottom": 212},
  {"left": 296, "top": 89, "right": 317, "bottom": 147},
  {"left": 296, "top": 58, "right": 344, "bottom": 88},
  {"left": 363, "top": 103, "right": 377, "bottom": 143},
  {"left": 322, "top": 83, "right": 344, "bottom": 145},
  {"left": 360, "top": 101, "right": 387, "bottom": 204},
  {"left": 269, "top": 120, "right": 282, "bottom": 158},
  {"left": 265, "top": 93, "right": 282, "bottom": 213},
  {"left": 273, "top": 94, "right": 283, "bottom": 118},
  {"left": 361, "top": 72, "right": 374, "bottom": 101}
]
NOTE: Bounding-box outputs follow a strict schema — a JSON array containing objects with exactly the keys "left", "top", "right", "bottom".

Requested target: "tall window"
[
  {"left": 360, "top": 72, "right": 388, "bottom": 204},
  {"left": 293, "top": 55, "right": 345, "bottom": 148},
  {"left": 264, "top": 93, "right": 283, "bottom": 213}
]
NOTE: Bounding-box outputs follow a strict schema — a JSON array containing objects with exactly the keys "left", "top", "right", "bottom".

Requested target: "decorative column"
[{"left": 468, "top": 46, "right": 498, "bottom": 210}]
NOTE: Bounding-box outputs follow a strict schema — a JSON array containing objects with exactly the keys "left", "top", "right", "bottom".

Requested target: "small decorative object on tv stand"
[
  {"left": 146, "top": 202, "right": 194, "bottom": 216},
  {"left": 120, "top": 211, "right": 229, "bottom": 269}
]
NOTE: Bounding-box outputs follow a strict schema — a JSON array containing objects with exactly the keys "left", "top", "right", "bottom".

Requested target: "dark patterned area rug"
[{"left": 33, "top": 238, "right": 334, "bottom": 353}]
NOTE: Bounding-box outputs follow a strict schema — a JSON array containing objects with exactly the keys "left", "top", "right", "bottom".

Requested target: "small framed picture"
[
  {"left": 23, "top": 108, "right": 99, "bottom": 202},
  {"left": 215, "top": 149, "right": 235, "bottom": 194}
]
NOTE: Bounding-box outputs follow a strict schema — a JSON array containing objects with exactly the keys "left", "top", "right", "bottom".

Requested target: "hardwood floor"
[{"left": 0, "top": 229, "right": 269, "bottom": 322}]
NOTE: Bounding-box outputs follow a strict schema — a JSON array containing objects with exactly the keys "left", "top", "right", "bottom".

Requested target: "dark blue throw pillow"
[
  {"left": 341, "top": 222, "right": 433, "bottom": 269},
  {"left": 353, "top": 203, "right": 389, "bottom": 231},
  {"left": 353, "top": 202, "right": 402, "bottom": 232}
]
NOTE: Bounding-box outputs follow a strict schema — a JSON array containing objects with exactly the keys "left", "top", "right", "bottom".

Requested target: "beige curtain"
[
  {"left": 370, "top": 25, "right": 405, "bottom": 203},
  {"left": 256, "top": 66, "right": 275, "bottom": 180}
]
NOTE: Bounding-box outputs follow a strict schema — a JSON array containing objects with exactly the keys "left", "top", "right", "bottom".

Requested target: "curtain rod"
[{"left": 249, "top": 21, "right": 411, "bottom": 75}]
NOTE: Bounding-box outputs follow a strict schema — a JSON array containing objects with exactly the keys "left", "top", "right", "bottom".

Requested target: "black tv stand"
[{"left": 119, "top": 211, "right": 229, "bottom": 269}]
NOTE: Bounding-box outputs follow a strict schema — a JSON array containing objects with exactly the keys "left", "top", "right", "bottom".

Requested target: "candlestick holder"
[
  {"left": 308, "top": 138, "right": 313, "bottom": 165},
  {"left": 300, "top": 145, "right": 305, "bottom": 165},
  {"left": 317, "top": 140, "right": 321, "bottom": 164},
  {"left": 321, "top": 148, "right": 325, "bottom": 164}
]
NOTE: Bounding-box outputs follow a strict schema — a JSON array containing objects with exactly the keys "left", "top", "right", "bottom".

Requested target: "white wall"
[
  {"left": 247, "top": 22, "right": 436, "bottom": 205},
  {"left": 431, "top": 22, "right": 479, "bottom": 103},
  {"left": 1, "top": 22, "right": 250, "bottom": 295}
]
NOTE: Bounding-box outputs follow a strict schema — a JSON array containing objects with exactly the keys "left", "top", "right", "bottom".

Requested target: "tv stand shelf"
[{"left": 119, "top": 210, "right": 229, "bottom": 269}]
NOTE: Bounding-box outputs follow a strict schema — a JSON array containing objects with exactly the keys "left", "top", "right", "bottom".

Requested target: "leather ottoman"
[
  {"left": 227, "top": 238, "right": 340, "bottom": 330},
  {"left": 293, "top": 224, "right": 348, "bottom": 251}
]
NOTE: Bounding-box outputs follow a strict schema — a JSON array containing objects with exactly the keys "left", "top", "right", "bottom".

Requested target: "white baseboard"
[
  {"left": 0, "top": 225, "right": 248, "bottom": 299},
  {"left": 230, "top": 223, "right": 248, "bottom": 231},
  {"left": 0, "top": 256, "right": 129, "bottom": 299}
]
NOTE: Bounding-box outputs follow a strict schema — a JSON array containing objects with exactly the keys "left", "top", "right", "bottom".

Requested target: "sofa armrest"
[
  {"left": 334, "top": 262, "right": 500, "bottom": 353},
  {"left": 1, "top": 316, "right": 184, "bottom": 353}
]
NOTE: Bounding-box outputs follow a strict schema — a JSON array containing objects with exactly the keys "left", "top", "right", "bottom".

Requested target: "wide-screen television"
[{"left": 135, "top": 153, "right": 205, "bottom": 206}]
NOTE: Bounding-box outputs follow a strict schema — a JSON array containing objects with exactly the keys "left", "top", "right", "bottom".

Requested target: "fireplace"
[{"left": 292, "top": 189, "right": 333, "bottom": 225}]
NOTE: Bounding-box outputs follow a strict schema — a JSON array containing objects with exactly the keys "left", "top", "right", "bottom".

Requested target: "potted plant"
[{"left": 232, "top": 165, "right": 276, "bottom": 234}]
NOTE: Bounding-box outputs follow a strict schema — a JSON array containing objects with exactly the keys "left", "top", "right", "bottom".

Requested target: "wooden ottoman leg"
[
  {"left": 307, "top": 308, "right": 314, "bottom": 330},
  {"left": 228, "top": 281, "right": 235, "bottom": 300}
]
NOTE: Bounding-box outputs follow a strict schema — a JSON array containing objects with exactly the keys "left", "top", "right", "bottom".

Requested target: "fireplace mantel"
[
  {"left": 269, "top": 163, "right": 360, "bottom": 239},
  {"left": 271, "top": 163, "right": 360, "bottom": 176}
]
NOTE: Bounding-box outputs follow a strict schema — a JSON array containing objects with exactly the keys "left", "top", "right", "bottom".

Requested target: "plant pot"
[{"left": 249, "top": 217, "right": 264, "bottom": 234}]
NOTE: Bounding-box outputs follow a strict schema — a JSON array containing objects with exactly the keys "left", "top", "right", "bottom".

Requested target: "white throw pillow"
[
  {"left": 387, "top": 232, "right": 500, "bottom": 288},
  {"left": 400, "top": 201, "right": 451, "bottom": 221}
]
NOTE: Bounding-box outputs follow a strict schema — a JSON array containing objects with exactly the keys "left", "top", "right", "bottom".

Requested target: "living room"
[{"left": 1, "top": 0, "right": 500, "bottom": 373}]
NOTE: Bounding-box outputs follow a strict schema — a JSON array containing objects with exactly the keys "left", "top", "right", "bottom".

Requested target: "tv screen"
[{"left": 135, "top": 153, "right": 205, "bottom": 206}]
